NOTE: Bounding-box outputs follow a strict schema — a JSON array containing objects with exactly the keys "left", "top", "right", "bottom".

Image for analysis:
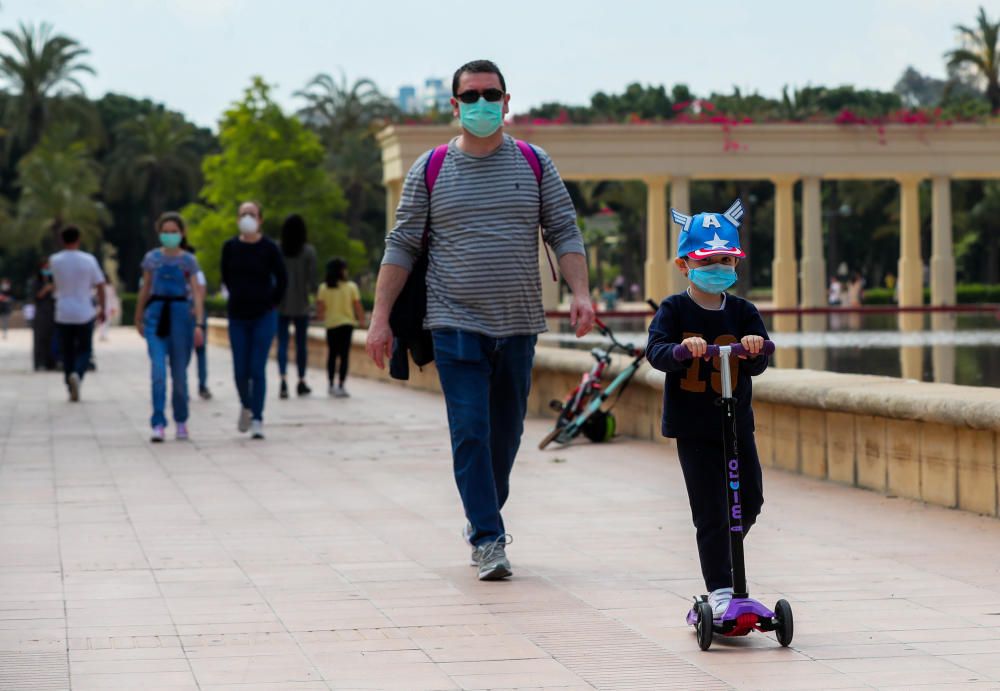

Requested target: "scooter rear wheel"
[
  {"left": 774, "top": 599, "right": 793, "bottom": 647},
  {"left": 695, "top": 601, "right": 714, "bottom": 651}
]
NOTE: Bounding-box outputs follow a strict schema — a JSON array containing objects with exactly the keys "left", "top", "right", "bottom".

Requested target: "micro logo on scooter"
[{"left": 728, "top": 458, "right": 743, "bottom": 530}]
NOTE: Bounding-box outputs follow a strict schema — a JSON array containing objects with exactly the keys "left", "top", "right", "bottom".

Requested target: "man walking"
[
  {"left": 50, "top": 226, "right": 106, "bottom": 402},
  {"left": 366, "top": 60, "right": 594, "bottom": 580}
]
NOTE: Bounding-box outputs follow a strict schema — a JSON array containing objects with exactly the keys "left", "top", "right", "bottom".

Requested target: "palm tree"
[
  {"left": 106, "top": 109, "right": 200, "bottom": 242},
  {"left": 8, "top": 128, "right": 109, "bottom": 252},
  {"left": 945, "top": 7, "right": 1000, "bottom": 112},
  {"left": 296, "top": 72, "right": 396, "bottom": 137},
  {"left": 296, "top": 72, "right": 398, "bottom": 263},
  {"left": 0, "top": 22, "right": 95, "bottom": 155}
]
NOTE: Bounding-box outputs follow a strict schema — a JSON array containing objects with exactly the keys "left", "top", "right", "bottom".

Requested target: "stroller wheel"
[
  {"left": 774, "top": 599, "right": 793, "bottom": 647},
  {"left": 695, "top": 601, "right": 714, "bottom": 651}
]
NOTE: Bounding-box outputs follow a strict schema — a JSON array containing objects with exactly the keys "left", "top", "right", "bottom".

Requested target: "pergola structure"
[{"left": 378, "top": 123, "right": 1000, "bottom": 370}]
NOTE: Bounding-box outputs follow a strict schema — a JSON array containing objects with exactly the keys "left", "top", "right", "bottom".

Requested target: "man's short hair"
[
  {"left": 61, "top": 225, "right": 81, "bottom": 245},
  {"left": 452, "top": 60, "right": 506, "bottom": 96}
]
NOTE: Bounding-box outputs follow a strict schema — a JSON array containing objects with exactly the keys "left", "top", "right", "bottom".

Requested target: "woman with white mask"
[{"left": 220, "top": 201, "right": 287, "bottom": 439}]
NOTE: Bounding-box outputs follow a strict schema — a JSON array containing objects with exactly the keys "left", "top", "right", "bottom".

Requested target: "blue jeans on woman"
[
  {"left": 229, "top": 310, "right": 277, "bottom": 422},
  {"left": 145, "top": 302, "right": 193, "bottom": 428},
  {"left": 277, "top": 314, "right": 309, "bottom": 379},
  {"left": 432, "top": 330, "right": 536, "bottom": 547}
]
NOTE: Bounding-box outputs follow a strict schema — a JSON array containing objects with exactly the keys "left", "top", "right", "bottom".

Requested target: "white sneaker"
[
  {"left": 708, "top": 587, "right": 734, "bottom": 619},
  {"left": 250, "top": 420, "right": 265, "bottom": 440},
  {"left": 150, "top": 426, "right": 165, "bottom": 443},
  {"left": 237, "top": 408, "right": 252, "bottom": 433},
  {"left": 334, "top": 385, "right": 349, "bottom": 398},
  {"left": 176, "top": 423, "right": 189, "bottom": 441},
  {"left": 328, "top": 384, "right": 336, "bottom": 397}
]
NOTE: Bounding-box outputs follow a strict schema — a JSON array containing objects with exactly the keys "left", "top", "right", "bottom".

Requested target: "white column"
[
  {"left": 772, "top": 176, "right": 799, "bottom": 368},
  {"left": 799, "top": 176, "right": 827, "bottom": 370},
  {"left": 667, "top": 176, "right": 690, "bottom": 296},
  {"left": 897, "top": 176, "right": 923, "bottom": 380},
  {"left": 930, "top": 176, "right": 955, "bottom": 307},
  {"left": 897, "top": 176, "right": 923, "bottom": 335},
  {"left": 643, "top": 176, "right": 670, "bottom": 302}
]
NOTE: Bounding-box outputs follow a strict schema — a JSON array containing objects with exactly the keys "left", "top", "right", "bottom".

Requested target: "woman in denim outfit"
[{"left": 135, "top": 212, "right": 205, "bottom": 442}]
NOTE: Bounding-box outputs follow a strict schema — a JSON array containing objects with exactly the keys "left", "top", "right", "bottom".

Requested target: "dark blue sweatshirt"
[{"left": 646, "top": 291, "right": 770, "bottom": 439}]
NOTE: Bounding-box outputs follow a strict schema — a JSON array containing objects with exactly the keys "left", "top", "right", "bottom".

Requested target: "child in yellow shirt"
[{"left": 316, "top": 258, "right": 365, "bottom": 397}]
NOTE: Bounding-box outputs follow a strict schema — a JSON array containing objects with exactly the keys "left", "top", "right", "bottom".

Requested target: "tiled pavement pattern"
[{"left": 1, "top": 329, "right": 1000, "bottom": 691}]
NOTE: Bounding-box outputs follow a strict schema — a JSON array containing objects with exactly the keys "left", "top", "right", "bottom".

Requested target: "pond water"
[{"left": 542, "top": 312, "right": 1000, "bottom": 389}]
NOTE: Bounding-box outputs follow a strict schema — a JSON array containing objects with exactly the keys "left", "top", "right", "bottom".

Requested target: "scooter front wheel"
[
  {"left": 695, "top": 601, "right": 714, "bottom": 650},
  {"left": 774, "top": 599, "right": 793, "bottom": 647}
]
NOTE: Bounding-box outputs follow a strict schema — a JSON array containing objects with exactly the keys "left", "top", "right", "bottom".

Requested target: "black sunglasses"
[{"left": 455, "top": 88, "right": 505, "bottom": 104}]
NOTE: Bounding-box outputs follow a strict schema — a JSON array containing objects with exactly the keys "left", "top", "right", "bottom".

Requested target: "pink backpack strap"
[
  {"left": 515, "top": 139, "right": 543, "bottom": 185},
  {"left": 515, "top": 139, "right": 557, "bottom": 282},
  {"left": 420, "top": 144, "right": 449, "bottom": 249},
  {"left": 424, "top": 144, "right": 449, "bottom": 194}
]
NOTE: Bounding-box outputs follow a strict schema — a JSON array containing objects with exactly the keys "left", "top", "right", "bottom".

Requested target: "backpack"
[{"left": 388, "top": 140, "right": 556, "bottom": 381}]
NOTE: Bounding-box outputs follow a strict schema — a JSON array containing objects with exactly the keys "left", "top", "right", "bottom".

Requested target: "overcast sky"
[{"left": 0, "top": 0, "right": 988, "bottom": 129}]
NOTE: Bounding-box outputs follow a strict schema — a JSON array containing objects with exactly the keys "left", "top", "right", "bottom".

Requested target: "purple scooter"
[{"left": 673, "top": 340, "right": 793, "bottom": 651}]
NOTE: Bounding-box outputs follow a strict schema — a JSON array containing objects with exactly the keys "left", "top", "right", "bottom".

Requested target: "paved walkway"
[{"left": 1, "top": 329, "right": 1000, "bottom": 691}]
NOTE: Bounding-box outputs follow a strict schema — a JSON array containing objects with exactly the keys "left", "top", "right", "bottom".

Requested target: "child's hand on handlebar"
[
  {"left": 739, "top": 335, "right": 764, "bottom": 358},
  {"left": 680, "top": 336, "right": 708, "bottom": 359}
]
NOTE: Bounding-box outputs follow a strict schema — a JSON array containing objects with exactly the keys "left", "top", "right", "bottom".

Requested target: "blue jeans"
[
  {"left": 195, "top": 320, "right": 208, "bottom": 390},
  {"left": 229, "top": 311, "right": 277, "bottom": 422},
  {"left": 145, "top": 302, "right": 193, "bottom": 428},
  {"left": 277, "top": 315, "right": 309, "bottom": 379},
  {"left": 432, "top": 330, "right": 536, "bottom": 547}
]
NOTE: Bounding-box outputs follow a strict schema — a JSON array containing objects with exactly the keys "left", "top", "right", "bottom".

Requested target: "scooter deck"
[{"left": 686, "top": 596, "right": 778, "bottom": 637}]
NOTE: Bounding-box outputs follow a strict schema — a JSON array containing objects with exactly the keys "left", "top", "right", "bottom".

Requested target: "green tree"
[
  {"left": 184, "top": 77, "right": 360, "bottom": 288},
  {"left": 945, "top": 6, "right": 1000, "bottom": 112},
  {"left": 6, "top": 128, "right": 109, "bottom": 252},
  {"left": 0, "top": 22, "right": 95, "bottom": 156},
  {"left": 106, "top": 108, "right": 201, "bottom": 244}
]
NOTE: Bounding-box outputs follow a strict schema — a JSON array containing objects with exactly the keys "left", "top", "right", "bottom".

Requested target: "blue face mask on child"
[{"left": 688, "top": 264, "right": 737, "bottom": 294}]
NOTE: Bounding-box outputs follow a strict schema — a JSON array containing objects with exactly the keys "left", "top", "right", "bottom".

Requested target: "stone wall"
[{"left": 208, "top": 319, "right": 1000, "bottom": 518}]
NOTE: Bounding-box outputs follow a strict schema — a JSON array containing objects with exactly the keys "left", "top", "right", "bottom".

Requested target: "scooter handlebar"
[{"left": 671, "top": 340, "right": 776, "bottom": 361}]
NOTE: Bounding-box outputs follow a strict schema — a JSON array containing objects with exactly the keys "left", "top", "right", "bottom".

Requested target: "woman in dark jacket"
[
  {"left": 276, "top": 214, "right": 317, "bottom": 399},
  {"left": 30, "top": 259, "right": 58, "bottom": 371}
]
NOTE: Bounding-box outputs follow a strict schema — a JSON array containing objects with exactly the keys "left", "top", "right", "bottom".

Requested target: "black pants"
[
  {"left": 676, "top": 433, "right": 764, "bottom": 592},
  {"left": 58, "top": 320, "right": 95, "bottom": 383},
  {"left": 326, "top": 326, "right": 353, "bottom": 386}
]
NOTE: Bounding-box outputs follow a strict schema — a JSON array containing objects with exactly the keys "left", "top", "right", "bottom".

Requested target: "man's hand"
[
  {"left": 194, "top": 325, "right": 204, "bottom": 349},
  {"left": 365, "top": 316, "right": 393, "bottom": 369},
  {"left": 569, "top": 293, "right": 595, "bottom": 338},
  {"left": 135, "top": 314, "right": 144, "bottom": 339}
]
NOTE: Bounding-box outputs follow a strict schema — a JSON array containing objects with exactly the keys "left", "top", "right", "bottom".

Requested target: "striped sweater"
[{"left": 382, "top": 134, "right": 586, "bottom": 337}]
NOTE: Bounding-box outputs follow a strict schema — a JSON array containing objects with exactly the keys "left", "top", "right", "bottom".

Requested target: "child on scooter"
[{"left": 645, "top": 199, "right": 769, "bottom": 618}]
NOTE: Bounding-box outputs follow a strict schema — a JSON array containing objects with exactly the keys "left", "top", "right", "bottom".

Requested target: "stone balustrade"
[{"left": 209, "top": 319, "right": 1000, "bottom": 518}]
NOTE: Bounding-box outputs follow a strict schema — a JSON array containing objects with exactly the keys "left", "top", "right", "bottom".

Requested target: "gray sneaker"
[
  {"left": 237, "top": 407, "right": 252, "bottom": 433},
  {"left": 472, "top": 535, "right": 512, "bottom": 581},
  {"left": 67, "top": 372, "right": 80, "bottom": 402}
]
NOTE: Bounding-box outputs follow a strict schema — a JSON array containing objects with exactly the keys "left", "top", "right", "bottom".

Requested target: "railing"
[{"left": 546, "top": 304, "right": 1000, "bottom": 319}]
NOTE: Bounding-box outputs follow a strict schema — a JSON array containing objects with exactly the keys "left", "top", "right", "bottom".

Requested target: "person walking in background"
[
  {"left": 221, "top": 201, "right": 287, "bottom": 440},
  {"left": 181, "top": 234, "right": 212, "bottom": 400},
  {"left": 134, "top": 212, "right": 205, "bottom": 442},
  {"left": 99, "top": 282, "right": 120, "bottom": 341},
  {"left": 50, "top": 226, "right": 106, "bottom": 402},
  {"left": 316, "top": 257, "right": 364, "bottom": 398},
  {"left": 276, "top": 213, "right": 317, "bottom": 399},
  {"left": 29, "top": 260, "right": 58, "bottom": 371},
  {"left": 0, "top": 278, "right": 12, "bottom": 339}
]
